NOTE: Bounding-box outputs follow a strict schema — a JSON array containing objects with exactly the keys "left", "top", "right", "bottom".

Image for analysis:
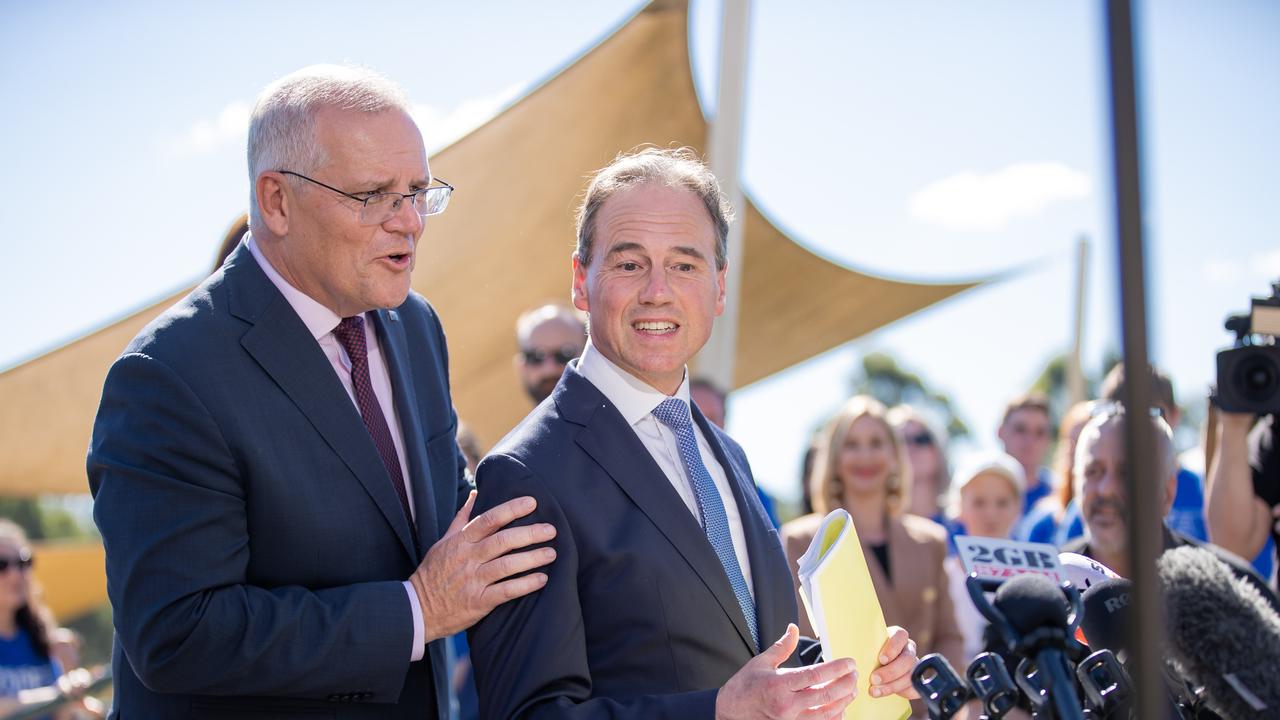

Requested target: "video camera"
[{"left": 1215, "top": 281, "right": 1280, "bottom": 414}]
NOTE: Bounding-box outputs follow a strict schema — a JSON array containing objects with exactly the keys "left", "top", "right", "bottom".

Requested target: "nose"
[
  {"left": 638, "top": 266, "right": 673, "bottom": 304},
  {"left": 384, "top": 196, "right": 425, "bottom": 237}
]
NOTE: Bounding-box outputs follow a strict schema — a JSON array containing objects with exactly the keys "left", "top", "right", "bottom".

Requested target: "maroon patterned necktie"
[{"left": 333, "top": 316, "right": 416, "bottom": 534}]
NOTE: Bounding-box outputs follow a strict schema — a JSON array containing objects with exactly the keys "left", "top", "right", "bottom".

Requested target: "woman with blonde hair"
[{"left": 781, "top": 397, "right": 964, "bottom": 692}]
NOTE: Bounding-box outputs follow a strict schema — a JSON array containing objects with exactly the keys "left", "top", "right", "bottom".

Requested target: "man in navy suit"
[
  {"left": 468, "top": 148, "right": 921, "bottom": 720},
  {"left": 88, "top": 65, "right": 554, "bottom": 719}
]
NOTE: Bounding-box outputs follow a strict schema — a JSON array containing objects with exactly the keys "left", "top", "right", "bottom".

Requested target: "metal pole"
[
  {"left": 697, "top": 0, "right": 751, "bottom": 388},
  {"left": 1068, "top": 236, "right": 1089, "bottom": 405},
  {"left": 1104, "top": 1, "right": 1165, "bottom": 716}
]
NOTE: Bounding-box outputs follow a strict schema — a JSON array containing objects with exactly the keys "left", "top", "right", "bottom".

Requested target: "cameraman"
[{"left": 1206, "top": 410, "right": 1280, "bottom": 587}]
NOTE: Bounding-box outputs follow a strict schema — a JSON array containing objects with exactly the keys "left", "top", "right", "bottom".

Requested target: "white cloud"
[
  {"left": 412, "top": 83, "right": 522, "bottom": 154},
  {"left": 155, "top": 83, "right": 523, "bottom": 162},
  {"left": 909, "top": 162, "right": 1092, "bottom": 232},
  {"left": 1204, "top": 251, "right": 1280, "bottom": 286},
  {"left": 158, "top": 100, "right": 252, "bottom": 159}
]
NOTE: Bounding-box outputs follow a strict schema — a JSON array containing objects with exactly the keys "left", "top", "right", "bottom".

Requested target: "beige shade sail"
[
  {"left": 0, "top": 0, "right": 981, "bottom": 500},
  {"left": 29, "top": 541, "right": 108, "bottom": 621}
]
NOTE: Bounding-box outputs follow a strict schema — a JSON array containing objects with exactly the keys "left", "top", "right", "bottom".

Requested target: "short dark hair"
[
  {"left": 1100, "top": 362, "right": 1176, "bottom": 414},
  {"left": 1000, "top": 393, "right": 1051, "bottom": 427},
  {"left": 575, "top": 147, "right": 732, "bottom": 271}
]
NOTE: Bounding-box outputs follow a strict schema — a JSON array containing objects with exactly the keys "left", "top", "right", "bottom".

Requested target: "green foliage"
[
  {"left": 0, "top": 497, "right": 93, "bottom": 541},
  {"left": 851, "top": 351, "right": 970, "bottom": 439}
]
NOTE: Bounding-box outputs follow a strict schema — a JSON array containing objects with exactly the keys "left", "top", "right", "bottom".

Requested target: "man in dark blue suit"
[
  {"left": 468, "top": 148, "right": 921, "bottom": 720},
  {"left": 88, "top": 65, "right": 555, "bottom": 719}
]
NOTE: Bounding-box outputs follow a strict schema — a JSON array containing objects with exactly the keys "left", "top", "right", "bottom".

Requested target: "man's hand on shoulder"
[
  {"left": 409, "top": 490, "right": 557, "bottom": 642},
  {"left": 715, "top": 624, "right": 857, "bottom": 720}
]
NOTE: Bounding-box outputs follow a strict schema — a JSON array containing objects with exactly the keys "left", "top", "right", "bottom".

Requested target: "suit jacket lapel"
[
  {"left": 373, "top": 308, "right": 440, "bottom": 550},
  {"left": 558, "top": 368, "right": 757, "bottom": 655},
  {"left": 227, "top": 246, "right": 418, "bottom": 562}
]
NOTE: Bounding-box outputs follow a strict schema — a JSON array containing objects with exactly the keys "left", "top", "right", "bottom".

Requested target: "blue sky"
[{"left": 2, "top": 0, "right": 1276, "bottom": 503}]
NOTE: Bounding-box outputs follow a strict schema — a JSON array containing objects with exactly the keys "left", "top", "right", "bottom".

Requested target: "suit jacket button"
[{"left": 327, "top": 693, "right": 341, "bottom": 702}]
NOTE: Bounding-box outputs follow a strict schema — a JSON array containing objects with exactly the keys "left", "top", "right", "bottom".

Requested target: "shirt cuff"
[{"left": 403, "top": 581, "right": 425, "bottom": 662}]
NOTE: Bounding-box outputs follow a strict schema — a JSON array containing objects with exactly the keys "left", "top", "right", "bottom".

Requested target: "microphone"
[
  {"left": 1059, "top": 552, "right": 1121, "bottom": 589},
  {"left": 1079, "top": 578, "right": 1132, "bottom": 659},
  {"left": 910, "top": 653, "right": 968, "bottom": 720},
  {"left": 1159, "top": 546, "right": 1280, "bottom": 718},
  {"left": 991, "top": 574, "right": 1085, "bottom": 720}
]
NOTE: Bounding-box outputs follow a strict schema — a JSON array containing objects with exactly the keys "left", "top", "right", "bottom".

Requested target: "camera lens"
[{"left": 1234, "top": 353, "right": 1278, "bottom": 397}]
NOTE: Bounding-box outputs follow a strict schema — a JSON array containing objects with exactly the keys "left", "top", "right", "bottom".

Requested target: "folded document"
[{"left": 796, "top": 509, "right": 911, "bottom": 720}]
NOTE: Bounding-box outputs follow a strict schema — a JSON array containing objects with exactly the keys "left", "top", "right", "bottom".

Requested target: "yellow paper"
[{"left": 797, "top": 509, "right": 911, "bottom": 720}]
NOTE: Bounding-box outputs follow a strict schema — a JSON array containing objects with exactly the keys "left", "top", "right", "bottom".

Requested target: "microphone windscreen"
[
  {"left": 992, "top": 573, "right": 1068, "bottom": 635},
  {"left": 1058, "top": 552, "right": 1122, "bottom": 589},
  {"left": 1159, "top": 546, "right": 1280, "bottom": 718},
  {"left": 1078, "top": 578, "right": 1132, "bottom": 655}
]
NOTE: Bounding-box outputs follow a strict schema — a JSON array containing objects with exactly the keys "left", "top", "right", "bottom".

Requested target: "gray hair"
[
  {"left": 1073, "top": 408, "right": 1176, "bottom": 498},
  {"left": 575, "top": 147, "right": 733, "bottom": 270},
  {"left": 247, "top": 64, "right": 411, "bottom": 227}
]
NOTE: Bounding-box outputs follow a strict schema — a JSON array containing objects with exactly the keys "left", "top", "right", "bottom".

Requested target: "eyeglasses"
[
  {"left": 0, "top": 550, "right": 33, "bottom": 573},
  {"left": 520, "top": 346, "right": 579, "bottom": 366},
  {"left": 904, "top": 432, "right": 934, "bottom": 448},
  {"left": 279, "top": 170, "right": 453, "bottom": 225}
]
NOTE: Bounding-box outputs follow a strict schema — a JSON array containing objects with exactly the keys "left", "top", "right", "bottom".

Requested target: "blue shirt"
[
  {"left": 0, "top": 628, "right": 60, "bottom": 698},
  {"left": 1013, "top": 467, "right": 1056, "bottom": 543}
]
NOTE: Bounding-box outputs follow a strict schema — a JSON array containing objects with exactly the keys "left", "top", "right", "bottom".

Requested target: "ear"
[
  {"left": 713, "top": 260, "right": 728, "bottom": 317},
  {"left": 571, "top": 252, "right": 590, "bottom": 313},
  {"left": 255, "top": 171, "right": 291, "bottom": 237}
]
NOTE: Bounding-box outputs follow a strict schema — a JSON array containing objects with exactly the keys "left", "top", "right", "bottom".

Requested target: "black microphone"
[
  {"left": 1079, "top": 578, "right": 1133, "bottom": 660},
  {"left": 1159, "top": 546, "right": 1280, "bottom": 719},
  {"left": 910, "top": 653, "right": 968, "bottom": 720},
  {"left": 992, "top": 574, "right": 1085, "bottom": 720}
]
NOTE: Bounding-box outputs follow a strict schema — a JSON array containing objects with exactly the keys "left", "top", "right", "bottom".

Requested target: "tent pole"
[{"left": 697, "top": 0, "right": 752, "bottom": 391}]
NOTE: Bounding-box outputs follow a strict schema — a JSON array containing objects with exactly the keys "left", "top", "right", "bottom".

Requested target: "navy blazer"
[
  {"left": 468, "top": 363, "right": 799, "bottom": 720},
  {"left": 88, "top": 242, "right": 470, "bottom": 719}
]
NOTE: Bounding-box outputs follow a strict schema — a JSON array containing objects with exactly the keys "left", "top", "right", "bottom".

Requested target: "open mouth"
[
  {"left": 383, "top": 252, "right": 411, "bottom": 267},
  {"left": 633, "top": 320, "right": 678, "bottom": 335}
]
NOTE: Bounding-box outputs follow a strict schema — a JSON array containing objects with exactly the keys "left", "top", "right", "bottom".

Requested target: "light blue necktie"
[{"left": 652, "top": 397, "right": 759, "bottom": 651}]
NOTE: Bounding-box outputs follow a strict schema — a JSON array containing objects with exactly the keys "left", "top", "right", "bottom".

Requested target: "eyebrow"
[{"left": 603, "top": 242, "right": 708, "bottom": 262}]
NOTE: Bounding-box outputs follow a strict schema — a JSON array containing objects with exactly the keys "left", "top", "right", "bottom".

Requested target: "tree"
[{"left": 850, "top": 352, "right": 970, "bottom": 439}]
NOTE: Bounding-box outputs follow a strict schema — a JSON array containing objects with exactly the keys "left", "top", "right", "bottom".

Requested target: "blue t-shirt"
[
  {"left": 1012, "top": 467, "right": 1056, "bottom": 542},
  {"left": 0, "top": 628, "right": 60, "bottom": 698}
]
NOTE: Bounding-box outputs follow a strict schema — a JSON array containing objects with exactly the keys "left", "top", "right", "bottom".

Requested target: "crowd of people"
[{"left": 45, "top": 61, "right": 1279, "bottom": 720}]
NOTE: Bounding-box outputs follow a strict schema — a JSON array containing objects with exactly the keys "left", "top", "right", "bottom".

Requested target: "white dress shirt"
[
  {"left": 576, "top": 340, "right": 755, "bottom": 598},
  {"left": 247, "top": 235, "right": 426, "bottom": 660}
]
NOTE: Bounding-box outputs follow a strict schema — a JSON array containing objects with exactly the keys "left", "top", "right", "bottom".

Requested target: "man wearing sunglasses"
[
  {"left": 88, "top": 65, "right": 553, "bottom": 719},
  {"left": 514, "top": 304, "right": 586, "bottom": 405}
]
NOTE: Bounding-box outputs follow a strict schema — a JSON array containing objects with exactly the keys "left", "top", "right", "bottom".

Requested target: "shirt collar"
[
  {"left": 247, "top": 232, "right": 349, "bottom": 339},
  {"left": 576, "top": 340, "right": 690, "bottom": 426}
]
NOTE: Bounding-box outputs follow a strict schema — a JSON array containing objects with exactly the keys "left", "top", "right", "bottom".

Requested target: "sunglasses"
[
  {"left": 905, "top": 432, "right": 934, "bottom": 447},
  {"left": 0, "top": 551, "right": 33, "bottom": 573},
  {"left": 520, "top": 347, "right": 579, "bottom": 366}
]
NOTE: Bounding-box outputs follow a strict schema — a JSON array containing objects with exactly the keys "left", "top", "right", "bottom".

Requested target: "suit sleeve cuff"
[{"left": 403, "top": 581, "right": 425, "bottom": 662}]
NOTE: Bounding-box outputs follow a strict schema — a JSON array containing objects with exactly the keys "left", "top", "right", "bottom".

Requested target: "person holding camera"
[
  {"left": 1206, "top": 411, "right": 1280, "bottom": 587},
  {"left": 1205, "top": 283, "right": 1280, "bottom": 587}
]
